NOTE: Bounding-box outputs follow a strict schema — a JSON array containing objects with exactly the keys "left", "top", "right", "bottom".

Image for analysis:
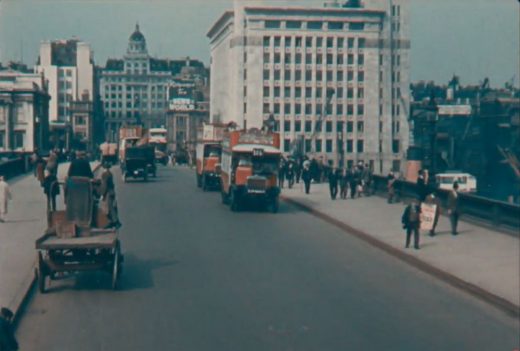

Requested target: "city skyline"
[{"left": 0, "top": 0, "right": 518, "bottom": 87}]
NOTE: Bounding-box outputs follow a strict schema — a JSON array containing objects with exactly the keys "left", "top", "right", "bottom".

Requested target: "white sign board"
[
  {"left": 438, "top": 105, "right": 472, "bottom": 116},
  {"left": 420, "top": 203, "right": 437, "bottom": 231}
]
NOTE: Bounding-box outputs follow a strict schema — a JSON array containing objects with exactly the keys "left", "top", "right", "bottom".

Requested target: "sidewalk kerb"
[{"left": 281, "top": 195, "right": 520, "bottom": 319}]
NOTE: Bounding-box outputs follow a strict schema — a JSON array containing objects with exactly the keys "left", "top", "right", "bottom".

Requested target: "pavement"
[
  {"left": 281, "top": 181, "right": 520, "bottom": 315},
  {"left": 0, "top": 161, "right": 98, "bottom": 320}
]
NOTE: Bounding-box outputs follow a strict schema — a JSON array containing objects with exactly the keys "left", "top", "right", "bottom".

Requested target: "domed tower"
[{"left": 127, "top": 23, "right": 147, "bottom": 55}]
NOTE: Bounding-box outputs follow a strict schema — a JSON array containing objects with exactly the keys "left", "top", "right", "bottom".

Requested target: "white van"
[{"left": 435, "top": 173, "right": 477, "bottom": 193}]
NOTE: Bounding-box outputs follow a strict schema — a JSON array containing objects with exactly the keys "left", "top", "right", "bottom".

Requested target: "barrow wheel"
[
  {"left": 37, "top": 252, "right": 47, "bottom": 294},
  {"left": 111, "top": 242, "right": 121, "bottom": 290}
]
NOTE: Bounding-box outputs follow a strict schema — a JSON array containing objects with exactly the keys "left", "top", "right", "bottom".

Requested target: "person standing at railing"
[{"left": 447, "top": 182, "right": 460, "bottom": 235}]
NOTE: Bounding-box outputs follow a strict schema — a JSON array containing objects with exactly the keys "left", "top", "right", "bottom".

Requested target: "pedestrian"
[
  {"left": 46, "top": 150, "right": 59, "bottom": 176},
  {"left": 339, "top": 169, "right": 348, "bottom": 200},
  {"left": 43, "top": 170, "right": 60, "bottom": 212},
  {"left": 286, "top": 161, "right": 295, "bottom": 189},
  {"left": 278, "top": 159, "right": 286, "bottom": 189},
  {"left": 416, "top": 169, "right": 428, "bottom": 202},
  {"left": 302, "top": 164, "right": 312, "bottom": 194},
  {"left": 34, "top": 153, "right": 45, "bottom": 185},
  {"left": 68, "top": 151, "right": 94, "bottom": 179},
  {"left": 0, "top": 307, "right": 18, "bottom": 351},
  {"left": 348, "top": 168, "right": 357, "bottom": 199},
  {"left": 0, "top": 176, "right": 12, "bottom": 223},
  {"left": 295, "top": 159, "right": 302, "bottom": 184},
  {"left": 447, "top": 181, "right": 460, "bottom": 235},
  {"left": 424, "top": 191, "right": 441, "bottom": 236},
  {"left": 387, "top": 172, "right": 396, "bottom": 204},
  {"left": 363, "top": 163, "right": 373, "bottom": 196},
  {"left": 328, "top": 168, "right": 339, "bottom": 200},
  {"left": 402, "top": 198, "right": 422, "bottom": 249},
  {"left": 100, "top": 163, "right": 122, "bottom": 229}
]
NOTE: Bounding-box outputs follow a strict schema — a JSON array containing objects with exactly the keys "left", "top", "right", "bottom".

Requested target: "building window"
[
  {"left": 305, "top": 88, "right": 312, "bottom": 98},
  {"left": 316, "top": 37, "right": 323, "bottom": 47},
  {"left": 285, "top": 70, "right": 291, "bottom": 80},
  {"left": 285, "top": 37, "right": 292, "bottom": 47},
  {"left": 326, "top": 37, "right": 334, "bottom": 48},
  {"left": 326, "top": 71, "right": 333, "bottom": 81},
  {"left": 264, "top": 87, "right": 270, "bottom": 97},
  {"left": 347, "top": 38, "right": 355, "bottom": 48},
  {"left": 305, "top": 70, "right": 312, "bottom": 80},
  {"left": 326, "top": 139, "right": 333, "bottom": 152},
  {"left": 263, "top": 53, "right": 270, "bottom": 63},
  {"left": 308, "top": 21, "right": 323, "bottom": 30},
  {"left": 357, "top": 121, "right": 364, "bottom": 133},
  {"left": 357, "top": 140, "right": 364, "bottom": 153},
  {"left": 358, "top": 54, "right": 364, "bottom": 65},
  {"left": 392, "top": 160, "right": 401, "bottom": 172},
  {"left": 284, "top": 103, "right": 291, "bottom": 114},
  {"left": 263, "top": 103, "right": 270, "bottom": 113},
  {"left": 347, "top": 121, "right": 353, "bottom": 133},
  {"left": 295, "top": 53, "right": 302, "bottom": 64},
  {"left": 315, "top": 139, "right": 322, "bottom": 152},
  {"left": 358, "top": 71, "right": 364, "bottom": 82},
  {"left": 284, "top": 139, "right": 291, "bottom": 152},
  {"left": 316, "top": 88, "right": 323, "bottom": 98},
  {"left": 263, "top": 70, "right": 270, "bottom": 80},
  {"left": 295, "top": 104, "right": 302, "bottom": 114},
  {"left": 337, "top": 55, "right": 344, "bottom": 65},
  {"left": 349, "top": 22, "right": 365, "bottom": 31},
  {"left": 305, "top": 37, "right": 313, "bottom": 47},
  {"left": 76, "top": 116, "right": 86, "bottom": 125},
  {"left": 358, "top": 88, "right": 364, "bottom": 98},
  {"left": 295, "top": 120, "right": 301, "bottom": 132},
  {"left": 347, "top": 54, "right": 354, "bottom": 65},
  {"left": 326, "top": 121, "right": 332, "bottom": 132},
  {"left": 337, "top": 87, "right": 343, "bottom": 98},
  {"left": 284, "top": 120, "right": 291, "bottom": 131},
  {"left": 263, "top": 36, "right": 271, "bottom": 47},
  {"left": 337, "top": 104, "right": 343, "bottom": 115},
  {"left": 13, "top": 131, "right": 25, "bottom": 149},
  {"left": 265, "top": 20, "right": 281, "bottom": 29},
  {"left": 327, "top": 54, "right": 333, "bottom": 65},
  {"left": 284, "top": 87, "right": 291, "bottom": 98},
  {"left": 392, "top": 140, "right": 400, "bottom": 153},
  {"left": 358, "top": 38, "right": 366, "bottom": 48},
  {"left": 274, "top": 103, "right": 280, "bottom": 114},
  {"left": 316, "top": 70, "right": 322, "bottom": 81},
  {"left": 305, "top": 121, "right": 312, "bottom": 132},
  {"left": 274, "top": 70, "right": 281, "bottom": 80},
  {"left": 305, "top": 104, "right": 312, "bottom": 114},
  {"left": 295, "top": 70, "right": 302, "bottom": 80},
  {"left": 287, "top": 21, "right": 302, "bottom": 29},
  {"left": 274, "top": 87, "right": 280, "bottom": 97},
  {"left": 274, "top": 37, "right": 281, "bottom": 47},
  {"left": 328, "top": 22, "right": 343, "bottom": 31},
  {"left": 337, "top": 70, "right": 344, "bottom": 81},
  {"left": 346, "top": 139, "right": 353, "bottom": 153},
  {"left": 285, "top": 53, "right": 292, "bottom": 64},
  {"left": 295, "top": 36, "right": 302, "bottom": 47},
  {"left": 358, "top": 104, "right": 364, "bottom": 115},
  {"left": 347, "top": 88, "right": 354, "bottom": 98},
  {"left": 316, "top": 55, "right": 323, "bottom": 65},
  {"left": 347, "top": 104, "right": 354, "bottom": 116},
  {"left": 274, "top": 53, "right": 281, "bottom": 63},
  {"left": 295, "top": 87, "right": 302, "bottom": 98}
]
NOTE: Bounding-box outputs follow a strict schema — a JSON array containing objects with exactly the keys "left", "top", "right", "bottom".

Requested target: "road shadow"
[{"left": 44, "top": 254, "right": 179, "bottom": 293}]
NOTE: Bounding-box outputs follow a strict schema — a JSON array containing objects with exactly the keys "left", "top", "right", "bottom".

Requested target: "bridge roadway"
[{"left": 16, "top": 166, "right": 519, "bottom": 351}]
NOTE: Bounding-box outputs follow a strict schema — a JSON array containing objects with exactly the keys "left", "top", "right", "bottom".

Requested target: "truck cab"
[
  {"left": 196, "top": 142, "right": 222, "bottom": 191},
  {"left": 220, "top": 130, "right": 281, "bottom": 213}
]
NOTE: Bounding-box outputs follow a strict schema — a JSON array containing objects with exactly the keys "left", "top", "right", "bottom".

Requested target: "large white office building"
[{"left": 208, "top": 0, "right": 410, "bottom": 174}]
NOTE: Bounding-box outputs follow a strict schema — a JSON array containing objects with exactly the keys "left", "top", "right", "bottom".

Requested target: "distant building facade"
[
  {"left": 0, "top": 67, "right": 50, "bottom": 154},
  {"left": 208, "top": 0, "right": 410, "bottom": 174},
  {"left": 35, "top": 39, "right": 95, "bottom": 150}
]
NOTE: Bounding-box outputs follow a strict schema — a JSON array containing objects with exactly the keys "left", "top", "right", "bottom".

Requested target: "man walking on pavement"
[
  {"left": 402, "top": 197, "right": 422, "bottom": 249},
  {"left": 328, "top": 168, "right": 339, "bottom": 200},
  {"left": 448, "top": 181, "right": 460, "bottom": 235},
  {"left": 100, "top": 163, "right": 122, "bottom": 229},
  {"left": 0, "top": 307, "right": 18, "bottom": 350},
  {"left": 0, "top": 176, "right": 12, "bottom": 223},
  {"left": 387, "top": 172, "right": 396, "bottom": 204},
  {"left": 302, "top": 162, "right": 312, "bottom": 194}
]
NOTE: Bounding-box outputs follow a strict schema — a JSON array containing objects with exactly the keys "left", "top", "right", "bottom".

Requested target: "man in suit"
[
  {"left": 447, "top": 182, "right": 460, "bottom": 235},
  {"left": 402, "top": 198, "right": 422, "bottom": 249}
]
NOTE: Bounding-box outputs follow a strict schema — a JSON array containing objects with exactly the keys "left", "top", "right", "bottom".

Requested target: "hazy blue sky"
[{"left": 0, "top": 0, "right": 518, "bottom": 86}]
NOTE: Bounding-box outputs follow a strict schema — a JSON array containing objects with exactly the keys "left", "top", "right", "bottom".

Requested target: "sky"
[{"left": 0, "top": 0, "right": 518, "bottom": 87}]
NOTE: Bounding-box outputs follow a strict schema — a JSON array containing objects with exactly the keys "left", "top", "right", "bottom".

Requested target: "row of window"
[
  {"left": 262, "top": 102, "right": 364, "bottom": 116},
  {"left": 264, "top": 36, "right": 366, "bottom": 49},
  {"left": 263, "top": 68, "right": 364, "bottom": 82},
  {"left": 264, "top": 20, "right": 365, "bottom": 32},
  {"left": 281, "top": 138, "right": 401, "bottom": 154},
  {"left": 104, "top": 101, "right": 165, "bottom": 109},
  {"left": 278, "top": 120, "right": 366, "bottom": 133},
  {"left": 104, "top": 85, "right": 166, "bottom": 92},
  {"left": 0, "top": 131, "right": 25, "bottom": 149},
  {"left": 264, "top": 52, "right": 365, "bottom": 66},
  {"left": 104, "top": 93, "right": 165, "bottom": 100},
  {"left": 264, "top": 86, "right": 365, "bottom": 99}
]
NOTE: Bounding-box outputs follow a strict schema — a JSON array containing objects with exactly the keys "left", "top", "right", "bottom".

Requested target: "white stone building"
[
  {"left": 207, "top": 0, "right": 410, "bottom": 174},
  {"left": 0, "top": 68, "right": 50, "bottom": 154}
]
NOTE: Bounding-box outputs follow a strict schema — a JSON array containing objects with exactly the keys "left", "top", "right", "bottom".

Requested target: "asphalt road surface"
[{"left": 16, "top": 166, "right": 519, "bottom": 351}]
